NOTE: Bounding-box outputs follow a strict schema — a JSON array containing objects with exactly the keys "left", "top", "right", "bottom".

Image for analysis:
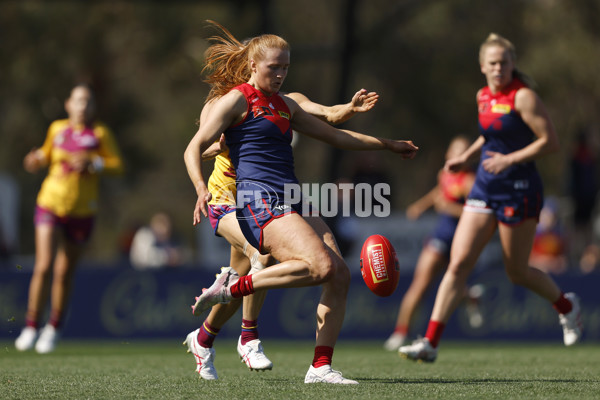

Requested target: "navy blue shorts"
[
  {"left": 426, "top": 214, "right": 459, "bottom": 259},
  {"left": 236, "top": 196, "right": 303, "bottom": 254},
  {"left": 466, "top": 182, "right": 543, "bottom": 225}
]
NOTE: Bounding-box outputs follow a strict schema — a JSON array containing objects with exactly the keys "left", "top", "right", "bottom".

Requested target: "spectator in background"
[
  {"left": 15, "top": 84, "right": 123, "bottom": 354},
  {"left": 130, "top": 212, "right": 189, "bottom": 269},
  {"left": 529, "top": 197, "right": 568, "bottom": 275}
]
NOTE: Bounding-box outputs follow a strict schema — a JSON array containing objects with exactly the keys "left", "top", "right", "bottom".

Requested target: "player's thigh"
[
  {"left": 448, "top": 211, "right": 497, "bottom": 273},
  {"left": 304, "top": 216, "right": 343, "bottom": 259},
  {"left": 304, "top": 216, "right": 349, "bottom": 283},
  {"left": 262, "top": 213, "right": 329, "bottom": 265},
  {"left": 216, "top": 212, "right": 247, "bottom": 254}
]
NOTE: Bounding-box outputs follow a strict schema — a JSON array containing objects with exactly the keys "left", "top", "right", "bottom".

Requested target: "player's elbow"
[{"left": 183, "top": 145, "right": 196, "bottom": 167}]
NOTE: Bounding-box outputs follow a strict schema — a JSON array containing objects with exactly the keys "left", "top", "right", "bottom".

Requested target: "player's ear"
[{"left": 250, "top": 59, "right": 257, "bottom": 73}]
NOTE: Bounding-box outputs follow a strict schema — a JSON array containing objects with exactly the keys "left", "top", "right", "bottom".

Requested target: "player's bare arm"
[
  {"left": 287, "top": 102, "right": 417, "bottom": 157},
  {"left": 286, "top": 88, "right": 378, "bottom": 125},
  {"left": 445, "top": 135, "right": 484, "bottom": 173},
  {"left": 184, "top": 91, "right": 246, "bottom": 223}
]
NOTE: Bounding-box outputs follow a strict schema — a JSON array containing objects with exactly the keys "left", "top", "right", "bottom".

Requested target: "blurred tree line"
[{"left": 1, "top": 0, "right": 598, "bottom": 261}]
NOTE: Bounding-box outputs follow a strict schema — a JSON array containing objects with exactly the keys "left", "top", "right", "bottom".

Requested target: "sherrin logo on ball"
[{"left": 360, "top": 234, "right": 400, "bottom": 297}]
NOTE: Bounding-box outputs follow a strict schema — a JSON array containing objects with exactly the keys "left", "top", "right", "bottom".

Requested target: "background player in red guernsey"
[
  {"left": 399, "top": 33, "right": 582, "bottom": 362},
  {"left": 15, "top": 84, "right": 123, "bottom": 354}
]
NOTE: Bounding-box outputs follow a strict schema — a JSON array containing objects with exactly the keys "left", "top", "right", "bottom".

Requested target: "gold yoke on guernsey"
[
  {"left": 35, "top": 119, "right": 123, "bottom": 217},
  {"left": 207, "top": 148, "right": 237, "bottom": 206}
]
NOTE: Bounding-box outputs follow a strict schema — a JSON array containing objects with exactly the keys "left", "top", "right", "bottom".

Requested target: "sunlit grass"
[{"left": 1, "top": 340, "right": 598, "bottom": 399}]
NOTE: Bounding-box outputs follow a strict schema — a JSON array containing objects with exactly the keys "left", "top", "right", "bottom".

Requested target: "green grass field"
[{"left": 1, "top": 339, "right": 598, "bottom": 399}]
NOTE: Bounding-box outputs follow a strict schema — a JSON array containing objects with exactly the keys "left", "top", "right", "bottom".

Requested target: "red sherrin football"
[{"left": 360, "top": 234, "right": 400, "bottom": 297}]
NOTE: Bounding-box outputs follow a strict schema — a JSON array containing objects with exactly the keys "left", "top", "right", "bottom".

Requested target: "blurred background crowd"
[{"left": 1, "top": 0, "right": 599, "bottom": 275}]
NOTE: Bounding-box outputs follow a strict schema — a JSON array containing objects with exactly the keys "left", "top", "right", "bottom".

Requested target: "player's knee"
[
  {"left": 447, "top": 257, "right": 474, "bottom": 279},
  {"left": 334, "top": 261, "right": 351, "bottom": 290},
  {"left": 310, "top": 252, "right": 336, "bottom": 283},
  {"left": 33, "top": 262, "right": 52, "bottom": 278},
  {"left": 505, "top": 268, "right": 527, "bottom": 286}
]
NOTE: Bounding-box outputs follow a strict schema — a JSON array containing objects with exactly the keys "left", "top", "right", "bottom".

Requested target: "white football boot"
[
  {"left": 192, "top": 267, "right": 239, "bottom": 316},
  {"left": 398, "top": 337, "right": 437, "bottom": 362},
  {"left": 35, "top": 325, "right": 60, "bottom": 354},
  {"left": 237, "top": 336, "right": 273, "bottom": 371},
  {"left": 304, "top": 365, "right": 358, "bottom": 384},
  {"left": 183, "top": 329, "right": 218, "bottom": 380},
  {"left": 559, "top": 292, "right": 582, "bottom": 346},
  {"left": 383, "top": 332, "right": 407, "bottom": 351},
  {"left": 15, "top": 326, "right": 38, "bottom": 351}
]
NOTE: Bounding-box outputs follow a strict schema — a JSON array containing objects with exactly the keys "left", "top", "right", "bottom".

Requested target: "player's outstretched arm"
[
  {"left": 289, "top": 105, "right": 418, "bottom": 158},
  {"left": 286, "top": 88, "right": 378, "bottom": 126}
]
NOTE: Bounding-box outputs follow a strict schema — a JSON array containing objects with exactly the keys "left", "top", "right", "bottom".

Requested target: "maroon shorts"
[
  {"left": 208, "top": 204, "right": 236, "bottom": 235},
  {"left": 34, "top": 206, "right": 95, "bottom": 244}
]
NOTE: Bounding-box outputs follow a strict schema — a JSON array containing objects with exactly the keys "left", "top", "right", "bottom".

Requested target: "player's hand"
[
  {"left": 202, "top": 134, "right": 228, "bottom": 160},
  {"left": 444, "top": 156, "right": 465, "bottom": 173},
  {"left": 351, "top": 89, "right": 379, "bottom": 113},
  {"left": 193, "top": 183, "right": 211, "bottom": 225},
  {"left": 23, "top": 148, "right": 43, "bottom": 173},
  {"left": 482, "top": 151, "right": 511, "bottom": 174},
  {"left": 69, "top": 151, "right": 92, "bottom": 173},
  {"left": 387, "top": 140, "right": 418, "bottom": 159}
]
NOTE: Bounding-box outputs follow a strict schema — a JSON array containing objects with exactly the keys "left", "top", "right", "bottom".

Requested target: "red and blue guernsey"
[
  {"left": 224, "top": 83, "right": 300, "bottom": 251},
  {"left": 466, "top": 78, "right": 543, "bottom": 224}
]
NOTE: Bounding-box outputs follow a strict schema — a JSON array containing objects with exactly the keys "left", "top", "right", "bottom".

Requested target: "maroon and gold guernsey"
[
  {"left": 207, "top": 148, "right": 237, "bottom": 206},
  {"left": 36, "top": 119, "right": 123, "bottom": 217}
]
